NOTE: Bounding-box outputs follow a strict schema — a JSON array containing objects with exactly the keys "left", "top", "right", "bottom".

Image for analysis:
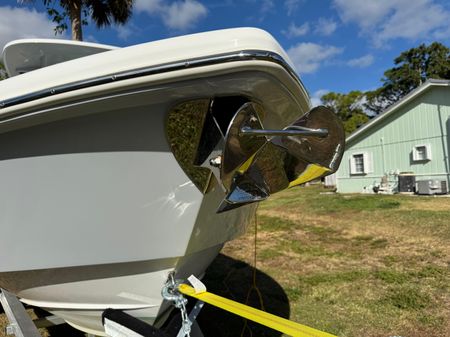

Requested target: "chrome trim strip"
[{"left": 0, "top": 50, "right": 306, "bottom": 113}]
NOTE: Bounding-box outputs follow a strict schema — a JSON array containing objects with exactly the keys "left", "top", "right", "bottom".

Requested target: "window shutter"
[
  {"left": 350, "top": 156, "right": 356, "bottom": 174},
  {"left": 426, "top": 144, "right": 432, "bottom": 160},
  {"left": 363, "top": 152, "right": 373, "bottom": 174}
]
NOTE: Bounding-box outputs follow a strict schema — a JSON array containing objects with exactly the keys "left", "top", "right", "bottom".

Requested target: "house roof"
[{"left": 346, "top": 79, "right": 450, "bottom": 144}]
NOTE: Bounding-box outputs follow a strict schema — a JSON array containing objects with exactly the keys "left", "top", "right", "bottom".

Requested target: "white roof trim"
[{"left": 346, "top": 79, "right": 450, "bottom": 144}]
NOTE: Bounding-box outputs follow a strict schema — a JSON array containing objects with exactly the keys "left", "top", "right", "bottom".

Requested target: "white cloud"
[
  {"left": 285, "top": 17, "right": 338, "bottom": 39},
  {"left": 314, "top": 17, "right": 338, "bottom": 36},
  {"left": 114, "top": 24, "right": 135, "bottom": 41},
  {"left": 85, "top": 35, "right": 99, "bottom": 43},
  {"left": 310, "top": 89, "right": 330, "bottom": 107},
  {"left": 376, "top": 1, "right": 449, "bottom": 44},
  {"left": 334, "top": 0, "right": 392, "bottom": 30},
  {"left": 135, "top": 0, "right": 207, "bottom": 31},
  {"left": 253, "top": 0, "right": 274, "bottom": 21},
  {"left": 334, "top": 0, "right": 450, "bottom": 46},
  {"left": 135, "top": 0, "right": 164, "bottom": 13},
  {"left": 163, "top": 0, "right": 207, "bottom": 30},
  {"left": 347, "top": 54, "right": 374, "bottom": 68},
  {"left": 261, "top": 0, "right": 274, "bottom": 14},
  {"left": 287, "top": 42, "right": 343, "bottom": 74},
  {"left": 284, "top": 0, "right": 303, "bottom": 16},
  {"left": 282, "top": 22, "right": 309, "bottom": 38},
  {"left": 0, "top": 6, "right": 57, "bottom": 52}
]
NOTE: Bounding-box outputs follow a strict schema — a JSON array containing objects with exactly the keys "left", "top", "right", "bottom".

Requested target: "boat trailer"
[
  {"left": 1, "top": 276, "right": 337, "bottom": 337},
  {"left": 0, "top": 286, "right": 204, "bottom": 337}
]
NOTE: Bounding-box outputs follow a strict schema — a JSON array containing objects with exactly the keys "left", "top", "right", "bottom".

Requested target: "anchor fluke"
[{"left": 217, "top": 104, "right": 344, "bottom": 212}]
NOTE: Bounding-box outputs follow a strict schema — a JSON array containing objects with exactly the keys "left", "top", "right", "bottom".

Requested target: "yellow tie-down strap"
[{"left": 178, "top": 284, "right": 337, "bottom": 337}]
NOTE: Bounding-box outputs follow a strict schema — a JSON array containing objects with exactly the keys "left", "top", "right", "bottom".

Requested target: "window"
[
  {"left": 354, "top": 154, "right": 364, "bottom": 174},
  {"left": 412, "top": 144, "right": 431, "bottom": 161},
  {"left": 415, "top": 146, "right": 427, "bottom": 160},
  {"left": 350, "top": 152, "right": 373, "bottom": 175}
]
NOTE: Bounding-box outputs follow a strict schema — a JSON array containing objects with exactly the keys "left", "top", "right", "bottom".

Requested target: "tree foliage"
[
  {"left": 321, "top": 42, "right": 449, "bottom": 135},
  {"left": 321, "top": 91, "right": 369, "bottom": 135},
  {"left": 365, "top": 42, "right": 450, "bottom": 114},
  {"left": 0, "top": 62, "right": 7, "bottom": 80},
  {"left": 22, "top": 0, "right": 134, "bottom": 41}
]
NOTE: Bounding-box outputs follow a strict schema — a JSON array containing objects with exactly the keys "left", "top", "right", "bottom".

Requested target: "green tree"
[
  {"left": 365, "top": 42, "right": 450, "bottom": 114},
  {"left": 321, "top": 90, "right": 369, "bottom": 135},
  {"left": 20, "top": 0, "right": 134, "bottom": 41}
]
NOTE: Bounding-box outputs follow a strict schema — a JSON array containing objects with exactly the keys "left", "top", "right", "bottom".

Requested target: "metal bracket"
[
  {"left": 102, "top": 300, "right": 205, "bottom": 337},
  {"left": 175, "top": 301, "right": 204, "bottom": 337},
  {"left": 0, "top": 289, "right": 41, "bottom": 337}
]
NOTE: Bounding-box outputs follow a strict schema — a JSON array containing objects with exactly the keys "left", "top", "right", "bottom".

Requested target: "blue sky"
[{"left": 1, "top": 0, "right": 450, "bottom": 104}]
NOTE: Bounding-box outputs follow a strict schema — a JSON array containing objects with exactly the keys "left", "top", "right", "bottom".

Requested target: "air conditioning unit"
[
  {"left": 416, "top": 180, "right": 448, "bottom": 195},
  {"left": 398, "top": 173, "right": 415, "bottom": 193}
]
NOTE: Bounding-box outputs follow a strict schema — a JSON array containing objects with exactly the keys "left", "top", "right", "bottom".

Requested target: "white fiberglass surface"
[
  {"left": 19, "top": 267, "right": 172, "bottom": 308},
  {"left": 0, "top": 69, "right": 307, "bottom": 272},
  {"left": 0, "top": 28, "right": 293, "bottom": 103},
  {"left": 2, "top": 39, "right": 117, "bottom": 77},
  {"left": 15, "top": 244, "right": 225, "bottom": 336},
  {"left": 55, "top": 306, "right": 159, "bottom": 337},
  {"left": 0, "top": 151, "right": 202, "bottom": 271}
]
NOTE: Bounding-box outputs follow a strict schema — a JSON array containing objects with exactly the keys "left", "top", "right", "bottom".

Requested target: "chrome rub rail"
[{"left": 0, "top": 50, "right": 306, "bottom": 111}]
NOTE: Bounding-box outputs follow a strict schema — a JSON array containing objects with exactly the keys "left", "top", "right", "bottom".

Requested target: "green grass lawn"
[
  {"left": 1, "top": 185, "right": 448, "bottom": 337},
  {"left": 222, "top": 185, "right": 450, "bottom": 337}
]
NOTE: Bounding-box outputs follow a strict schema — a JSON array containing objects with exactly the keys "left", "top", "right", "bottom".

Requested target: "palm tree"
[{"left": 20, "top": 0, "right": 134, "bottom": 41}]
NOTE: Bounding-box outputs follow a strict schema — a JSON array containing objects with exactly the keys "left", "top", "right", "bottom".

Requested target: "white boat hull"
[
  {"left": 0, "top": 89, "right": 259, "bottom": 334},
  {"left": 0, "top": 28, "right": 314, "bottom": 335},
  {"left": 13, "top": 245, "right": 224, "bottom": 335}
]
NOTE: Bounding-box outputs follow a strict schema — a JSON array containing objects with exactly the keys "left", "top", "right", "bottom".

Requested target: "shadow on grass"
[{"left": 196, "top": 253, "right": 289, "bottom": 337}]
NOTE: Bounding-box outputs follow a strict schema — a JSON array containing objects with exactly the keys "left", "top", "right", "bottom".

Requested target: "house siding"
[{"left": 337, "top": 86, "right": 450, "bottom": 193}]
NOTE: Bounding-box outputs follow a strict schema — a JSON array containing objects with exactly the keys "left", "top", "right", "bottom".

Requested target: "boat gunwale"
[{"left": 0, "top": 49, "right": 308, "bottom": 115}]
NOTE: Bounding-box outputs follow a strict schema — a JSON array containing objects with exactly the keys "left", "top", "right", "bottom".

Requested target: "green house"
[{"left": 335, "top": 79, "right": 450, "bottom": 193}]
